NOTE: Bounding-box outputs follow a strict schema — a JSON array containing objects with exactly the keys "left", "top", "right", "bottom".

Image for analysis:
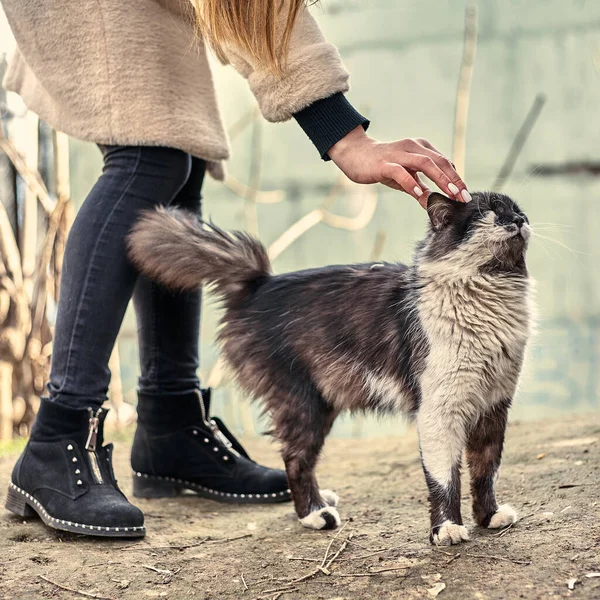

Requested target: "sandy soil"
[{"left": 1, "top": 413, "right": 599, "bottom": 600}]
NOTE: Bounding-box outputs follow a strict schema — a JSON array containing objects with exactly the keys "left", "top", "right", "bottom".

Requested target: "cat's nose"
[{"left": 512, "top": 214, "right": 525, "bottom": 228}]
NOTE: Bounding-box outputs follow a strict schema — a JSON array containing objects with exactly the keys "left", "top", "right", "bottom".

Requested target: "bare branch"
[
  {"left": 224, "top": 176, "right": 285, "bottom": 205},
  {"left": 452, "top": 1, "right": 478, "bottom": 177},
  {"left": 0, "top": 125, "right": 56, "bottom": 214},
  {"left": 492, "top": 93, "right": 546, "bottom": 191},
  {"left": 370, "top": 231, "right": 387, "bottom": 261}
]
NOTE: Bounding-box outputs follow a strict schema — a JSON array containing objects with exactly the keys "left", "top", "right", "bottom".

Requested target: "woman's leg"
[
  {"left": 47, "top": 145, "right": 192, "bottom": 408},
  {"left": 133, "top": 156, "right": 206, "bottom": 396},
  {"left": 7, "top": 145, "right": 194, "bottom": 538},
  {"left": 129, "top": 158, "right": 291, "bottom": 504}
]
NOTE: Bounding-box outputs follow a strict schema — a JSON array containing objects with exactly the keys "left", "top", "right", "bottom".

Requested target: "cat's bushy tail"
[{"left": 127, "top": 207, "right": 271, "bottom": 308}]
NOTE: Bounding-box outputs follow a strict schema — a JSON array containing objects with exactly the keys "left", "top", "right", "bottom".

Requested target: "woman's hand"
[{"left": 328, "top": 126, "right": 471, "bottom": 208}]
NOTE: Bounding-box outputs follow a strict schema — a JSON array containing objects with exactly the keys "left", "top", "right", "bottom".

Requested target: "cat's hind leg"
[
  {"left": 466, "top": 399, "right": 518, "bottom": 529},
  {"left": 272, "top": 390, "right": 340, "bottom": 530},
  {"left": 319, "top": 489, "right": 339, "bottom": 507}
]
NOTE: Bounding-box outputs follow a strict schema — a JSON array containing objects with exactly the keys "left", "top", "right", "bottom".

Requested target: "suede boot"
[
  {"left": 5, "top": 399, "right": 145, "bottom": 537},
  {"left": 131, "top": 390, "right": 291, "bottom": 503}
]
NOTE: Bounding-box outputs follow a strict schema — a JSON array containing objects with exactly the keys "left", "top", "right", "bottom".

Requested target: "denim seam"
[
  {"left": 56, "top": 147, "right": 143, "bottom": 396},
  {"left": 139, "top": 158, "right": 194, "bottom": 394},
  {"left": 148, "top": 279, "right": 159, "bottom": 392}
]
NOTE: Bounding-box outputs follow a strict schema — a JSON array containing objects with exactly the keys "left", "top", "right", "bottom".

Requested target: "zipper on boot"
[
  {"left": 85, "top": 408, "right": 104, "bottom": 484},
  {"left": 196, "top": 391, "right": 241, "bottom": 458}
]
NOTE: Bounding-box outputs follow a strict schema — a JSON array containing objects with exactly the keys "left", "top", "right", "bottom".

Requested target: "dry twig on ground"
[{"left": 39, "top": 575, "right": 117, "bottom": 600}]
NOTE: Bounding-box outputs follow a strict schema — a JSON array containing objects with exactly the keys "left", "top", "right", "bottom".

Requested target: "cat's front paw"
[
  {"left": 299, "top": 507, "right": 341, "bottom": 530},
  {"left": 432, "top": 520, "right": 470, "bottom": 546},
  {"left": 488, "top": 504, "right": 518, "bottom": 529},
  {"left": 319, "top": 489, "right": 339, "bottom": 507}
]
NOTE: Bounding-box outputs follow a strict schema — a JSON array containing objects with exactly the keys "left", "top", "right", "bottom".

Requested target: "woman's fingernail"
[
  {"left": 448, "top": 183, "right": 460, "bottom": 196},
  {"left": 461, "top": 189, "right": 472, "bottom": 202},
  {"left": 413, "top": 186, "right": 423, "bottom": 197}
]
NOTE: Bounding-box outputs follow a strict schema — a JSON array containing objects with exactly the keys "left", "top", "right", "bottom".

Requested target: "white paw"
[
  {"left": 299, "top": 507, "right": 341, "bottom": 530},
  {"left": 433, "top": 520, "right": 470, "bottom": 546},
  {"left": 319, "top": 489, "right": 339, "bottom": 507},
  {"left": 488, "top": 504, "right": 518, "bottom": 529}
]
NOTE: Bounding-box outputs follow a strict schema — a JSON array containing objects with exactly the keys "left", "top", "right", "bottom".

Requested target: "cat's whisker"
[
  {"left": 511, "top": 164, "right": 544, "bottom": 193},
  {"left": 531, "top": 227, "right": 572, "bottom": 233},
  {"left": 531, "top": 232, "right": 592, "bottom": 257},
  {"left": 533, "top": 235, "right": 562, "bottom": 262},
  {"left": 532, "top": 224, "right": 573, "bottom": 230}
]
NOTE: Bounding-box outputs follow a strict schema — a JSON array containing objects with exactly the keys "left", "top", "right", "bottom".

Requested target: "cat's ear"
[{"left": 427, "top": 193, "right": 461, "bottom": 231}]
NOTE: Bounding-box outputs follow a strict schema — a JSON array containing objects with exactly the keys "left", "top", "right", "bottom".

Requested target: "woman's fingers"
[
  {"left": 422, "top": 149, "right": 470, "bottom": 202},
  {"left": 405, "top": 139, "right": 471, "bottom": 202},
  {"left": 413, "top": 137, "right": 442, "bottom": 154},
  {"left": 400, "top": 154, "right": 469, "bottom": 202},
  {"left": 381, "top": 163, "right": 424, "bottom": 201},
  {"left": 410, "top": 171, "right": 430, "bottom": 209},
  {"left": 399, "top": 153, "right": 457, "bottom": 198}
]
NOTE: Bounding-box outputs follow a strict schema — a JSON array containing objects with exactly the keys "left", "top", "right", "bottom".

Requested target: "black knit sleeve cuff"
[{"left": 293, "top": 93, "right": 370, "bottom": 161}]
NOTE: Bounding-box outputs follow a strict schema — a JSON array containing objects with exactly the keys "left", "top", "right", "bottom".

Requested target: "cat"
[{"left": 128, "top": 191, "right": 533, "bottom": 545}]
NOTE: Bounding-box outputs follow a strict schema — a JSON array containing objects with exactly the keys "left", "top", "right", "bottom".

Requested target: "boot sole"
[
  {"left": 5, "top": 483, "right": 146, "bottom": 538},
  {"left": 133, "top": 472, "right": 292, "bottom": 504}
]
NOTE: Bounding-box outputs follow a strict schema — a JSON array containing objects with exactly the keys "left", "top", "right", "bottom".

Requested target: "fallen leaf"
[
  {"left": 567, "top": 578, "right": 578, "bottom": 590},
  {"left": 536, "top": 453, "right": 546, "bottom": 460},
  {"left": 428, "top": 582, "right": 446, "bottom": 597}
]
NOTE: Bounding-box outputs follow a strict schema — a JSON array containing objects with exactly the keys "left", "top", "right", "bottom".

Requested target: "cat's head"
[{"left": 418, "top": 191, "right": 530, "bottom": 275}]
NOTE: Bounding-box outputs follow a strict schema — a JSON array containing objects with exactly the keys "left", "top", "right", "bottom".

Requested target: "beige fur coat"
[{"left": 1, "top": 0, "right": 350, "bottom": 179}]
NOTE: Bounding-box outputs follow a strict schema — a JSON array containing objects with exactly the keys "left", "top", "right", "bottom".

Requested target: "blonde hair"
[{"left": 193, "top": 0, "right": 308, "bottom": 76}]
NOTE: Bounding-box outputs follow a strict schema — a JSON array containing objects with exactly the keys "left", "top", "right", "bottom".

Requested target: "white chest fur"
[
  {"left": 415, "top": 270, "right": 532, "bottom": 488},
  {"left": 418, "top": 271, "right": 532, "bottom": 413}
]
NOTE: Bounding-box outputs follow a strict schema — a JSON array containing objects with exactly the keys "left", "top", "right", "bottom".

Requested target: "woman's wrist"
[
  {"left": 293, "top": 94, "right": 370, "bottom": 160},
  {"left": 328, "top": 125, "right": 371, "bottom": 164}
]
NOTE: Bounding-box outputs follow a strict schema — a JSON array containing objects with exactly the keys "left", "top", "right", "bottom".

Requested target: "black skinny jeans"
[{"left": 47, "top": 145, "right": 206, "bottom": 409}]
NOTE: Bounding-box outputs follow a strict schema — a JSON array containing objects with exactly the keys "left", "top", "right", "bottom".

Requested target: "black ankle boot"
[
  {"left": 5, "top": 399, "right": 145, "bottom": 537},
  {"left": 131, "top": 390, "right": 291, "bottom": 503}
]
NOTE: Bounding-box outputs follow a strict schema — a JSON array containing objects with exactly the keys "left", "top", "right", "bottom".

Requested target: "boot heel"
[
  {"left": 5, "top": 486, "right": 36, "bottom": 517},
  {"left": 132, "top": 474, "right": 180, "bottom": 498}
]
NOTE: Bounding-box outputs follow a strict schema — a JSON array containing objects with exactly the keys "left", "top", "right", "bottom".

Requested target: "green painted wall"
[{"left": 66, "top": 0, "right": 600, "bottom": 436}]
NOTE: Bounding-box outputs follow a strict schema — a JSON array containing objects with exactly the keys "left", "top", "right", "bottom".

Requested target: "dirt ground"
[{"left": 1, "top": 413, "right": 599, "bottom": 600}]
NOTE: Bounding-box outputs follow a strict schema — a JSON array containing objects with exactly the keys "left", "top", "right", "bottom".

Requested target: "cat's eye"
[{"left": 496, "top": 206, "right": 505, "bottom": 214}]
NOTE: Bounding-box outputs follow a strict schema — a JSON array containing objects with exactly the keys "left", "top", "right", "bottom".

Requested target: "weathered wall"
[{"left": 5, "top": 0, "right": 599, "bottom": 436}]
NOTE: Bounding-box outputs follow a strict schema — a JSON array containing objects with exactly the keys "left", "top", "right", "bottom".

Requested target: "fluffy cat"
[{"left": 128, "top": 191, "right": 533, "bottom": 545}]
